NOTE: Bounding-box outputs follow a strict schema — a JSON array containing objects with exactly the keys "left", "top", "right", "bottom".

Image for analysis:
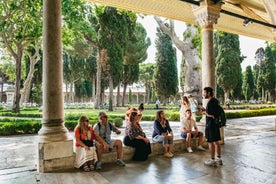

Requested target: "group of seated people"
[{"left": 74, "top": 104, "right": 206, "bottom": 172}]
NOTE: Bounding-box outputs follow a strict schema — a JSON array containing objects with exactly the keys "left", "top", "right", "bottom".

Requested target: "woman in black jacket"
[{"left": 152, "top": 110, "right": 174, "bottom": 158}]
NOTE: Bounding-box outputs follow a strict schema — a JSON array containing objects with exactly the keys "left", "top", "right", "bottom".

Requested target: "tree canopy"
[
  {"left": 215, "top": 31, "right": 243, "bottom": 102},
  {"left": 154, "top": 28, "right": 178, "bottom": 101}
]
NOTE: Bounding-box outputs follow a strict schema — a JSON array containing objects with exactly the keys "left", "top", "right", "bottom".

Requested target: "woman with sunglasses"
[
  {"left": 74, "top": 115, "right": 106, "bottom": 171},
  {"left": 123, "top": 108, "right": 151, "bottom": 161}
]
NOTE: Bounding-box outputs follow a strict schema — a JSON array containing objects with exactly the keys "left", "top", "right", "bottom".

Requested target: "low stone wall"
[{"left": 101, "top": 138, "right": 207, "bottom": 163}]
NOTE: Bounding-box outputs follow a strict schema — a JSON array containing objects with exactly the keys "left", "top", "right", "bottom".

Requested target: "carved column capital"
[{"left": 192, "top": 1, "right": 221, "bottom": 29}]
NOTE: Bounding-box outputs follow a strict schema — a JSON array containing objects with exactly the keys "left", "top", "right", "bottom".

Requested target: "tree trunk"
[
  {"left": 65, "top": 83, "right": 68, "bottom": 103},
  {"left": 2, "top": 36, "right": 23, "bottom": 113},
  {"left": 116, "top": 82, "right": 120, "bottom": 106},
  {"left": 20, "top": 45, "right": 40, "bottom": 106},
  {"left": 69, "top": 80, "right": 74, "bottom": 103},
  {"left": 108, "top": 73, "right": 113, "bottom": 111},
  {"left": 154, "top": 17, "right": 202, "bottom": 100},
  {"left": 95, "top": 50, "right": 102, "bottom": 109},
  {"left": 122, "top": 83, "right": 127, "bottom": 106},
  {"left": 13, "top": 52, "right": 23, "bottom": 113},
  {"left": 91, "top": 76, "right": 96, "bottom": 102},
  {"left": 146, "top": 84, "right": 152, "bottom": 104},
  {"left": 224, "top": 90, "right": 230, "bottom": 105}
]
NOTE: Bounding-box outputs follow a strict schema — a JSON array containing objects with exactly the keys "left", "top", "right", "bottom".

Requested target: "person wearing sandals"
[
  {"left": 123, "top": 108, "right": 151, "bottom": 161},
  {"left": 152, "top": 110, "right": 174, "bottom": 158},
  {"left": 93, "top": 112, "right": 126, "bottom": 170},
  {"left": 74, "top": 115, "right": 107, "bottom": 172}
]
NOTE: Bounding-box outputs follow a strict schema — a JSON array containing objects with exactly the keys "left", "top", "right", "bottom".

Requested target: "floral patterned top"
[{"left": 125, "top": 121, "right": 146, "bottom": 140}]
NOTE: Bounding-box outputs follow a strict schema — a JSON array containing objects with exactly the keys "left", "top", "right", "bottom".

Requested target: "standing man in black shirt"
[{"left": 202, "top": 87, "right": 223, "bottom": 167}]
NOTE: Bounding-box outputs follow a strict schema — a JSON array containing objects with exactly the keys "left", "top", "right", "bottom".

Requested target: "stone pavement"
[{"left": 0, "top": 115, "right": 275, "bottom": 184}]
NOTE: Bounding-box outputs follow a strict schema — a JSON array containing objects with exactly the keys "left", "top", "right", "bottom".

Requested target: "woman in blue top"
[{"left": 152, "top": 110, "right": 174, "bottom": 158}]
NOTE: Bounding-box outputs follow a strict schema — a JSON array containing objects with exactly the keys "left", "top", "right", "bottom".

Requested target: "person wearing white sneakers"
[
  {"left": 202, "top": 87, "right": 223, "bottom": 167},
  {"left": 181, "top": 109, "right": 206, "bottom": 153}
]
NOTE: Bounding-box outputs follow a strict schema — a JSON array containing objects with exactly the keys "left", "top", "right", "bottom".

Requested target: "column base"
[{"left": 38, "top": 140, "right": 75, "bottom": 172}]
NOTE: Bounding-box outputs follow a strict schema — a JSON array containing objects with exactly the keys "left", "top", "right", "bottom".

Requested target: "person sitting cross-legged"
[
  {"left": 181, "top": 109, "right": 206, "bottom": 153},
  {"left": 93, "top": 112, "right": 126, "bottom": 170}
]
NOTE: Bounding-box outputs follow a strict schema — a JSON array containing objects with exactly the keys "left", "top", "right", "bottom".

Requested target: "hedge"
[{"left": 0, "top": 108, "right": 276, "bottom": 135}]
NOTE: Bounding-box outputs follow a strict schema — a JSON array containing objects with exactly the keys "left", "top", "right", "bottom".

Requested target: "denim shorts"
[{"left": 181, "top": 132, "right": 202, "bottom": 139}]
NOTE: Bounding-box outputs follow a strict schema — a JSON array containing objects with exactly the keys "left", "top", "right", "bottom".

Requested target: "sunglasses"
[{"left": 84, "top": 119, "right": 89, "bottom": 122}]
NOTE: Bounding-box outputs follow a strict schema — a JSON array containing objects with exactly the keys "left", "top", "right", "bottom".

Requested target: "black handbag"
[{"left": 82, "top": 140, "right": 94, "bottom": 147}]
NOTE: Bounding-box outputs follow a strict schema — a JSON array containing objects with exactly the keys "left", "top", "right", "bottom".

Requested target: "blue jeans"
[{"left": 152, "top": 135, "right": 173, "bottom": 145}]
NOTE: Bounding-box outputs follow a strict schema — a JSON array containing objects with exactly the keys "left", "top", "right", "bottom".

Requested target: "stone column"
[
  {"left": 193, "top": 1, "right": 225, "bottom": 144},
  {"left": 38, "top": 0, "right": 74, "bottom": 172}
]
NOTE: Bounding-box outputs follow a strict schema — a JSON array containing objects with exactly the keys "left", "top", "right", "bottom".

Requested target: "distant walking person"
[
  {"left": 202, "top": 87, "right": 223, "bottom": 167},
  {"left": 155, "top": 99, "right": 160, "bottom": 109}
]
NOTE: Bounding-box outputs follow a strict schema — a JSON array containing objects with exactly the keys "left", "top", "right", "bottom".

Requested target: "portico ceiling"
[{"left": 87, "top": 0, "right": 276, "bottom": 42}]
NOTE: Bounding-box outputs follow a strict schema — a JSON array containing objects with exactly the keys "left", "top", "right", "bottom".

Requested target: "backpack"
[
  {"left": 97, "top": 122, "right": 112, "bottom": 131},
  {"left": 216, "top": 105, "right": 227, "bottom": 128}
]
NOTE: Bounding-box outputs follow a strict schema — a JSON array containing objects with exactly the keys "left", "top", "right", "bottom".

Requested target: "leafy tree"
[
  {"left": 254, "top": 47, "right": 266, "bottom": 101},
  {"left": 232, "top": 74, "right": 243, "bottom": 100},
  {"left": 215, "top": 31, "right": 243, "bottom": 104},
  {"left": 154, "top": 28, "right": 178, "bottom": 103},
  {"left": 96, "top": 6, "right": 137, "bottom": 111},
  {"left": 20, "top": 43, "right": 41, "bottom": 105},
  {"left": 121, "top": 64, "right": 139, "bottom": 106},
  {"left": 121, "top": 23, "right": 151, "bottom": 106},
  {"left": 155, "top": 17, "right": 202, "bottom": 98},
  {"left": 262, "top": 43, "right": 276, "bottom": 102},
  {"left": 139, "top": 63, "right": 155, "bottom": 104},
  {"left": 242, "top": 66, "right": 255, "bottom": 100},
  {"left": 128, "top": 88, "right": 132, "bottom": 104},
  {"left": 0, "top": 0, "right": 43, "bottom": 112},
  {"left": 62, "top": 1, "right": 98, "bottom": 103},
  {"left": 75, "top": 79, "right": 92, "bottom": 102},
  {"left": 252, "top": 64, "right": 260, "bottom": 99}
]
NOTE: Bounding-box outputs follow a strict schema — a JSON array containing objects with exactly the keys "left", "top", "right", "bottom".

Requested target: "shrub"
[
  {"left": 168, "top": 113, "right": 179, "bottom": 121},
  {"left": 65, "top": 120, "right": 78, "bottom": 131},
  {"left": 141, "top": 115, "right": 155, "bottom": 121},
  {"left": 112, "top": 118, "right": 123, "bottom": 127}
]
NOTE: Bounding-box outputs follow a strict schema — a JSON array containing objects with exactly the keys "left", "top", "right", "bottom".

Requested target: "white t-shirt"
[{"left": 181, "top": 118, "right": 197, "bottom": 131}]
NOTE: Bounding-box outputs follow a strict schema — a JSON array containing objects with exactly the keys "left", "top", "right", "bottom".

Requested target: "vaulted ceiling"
[{"left": 87, "top": 0, "right": 276, "bottom": 42}]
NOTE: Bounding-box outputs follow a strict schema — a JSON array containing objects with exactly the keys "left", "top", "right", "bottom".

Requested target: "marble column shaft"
[
  {"left": 39, "top": 0, "right": 70, "bottom": 142},
  {"left": 38, "top": 0, "right": 74, "bottom": 172}
]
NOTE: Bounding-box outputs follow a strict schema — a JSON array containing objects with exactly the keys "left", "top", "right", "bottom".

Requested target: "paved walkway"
[{"left": 0, "top": 115, "right": 275, "bottom": 184}]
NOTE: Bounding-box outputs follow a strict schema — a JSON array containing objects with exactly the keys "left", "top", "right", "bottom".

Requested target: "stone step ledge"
[{"left": 101, "top": 138, "right": 207, "bottom": 163}]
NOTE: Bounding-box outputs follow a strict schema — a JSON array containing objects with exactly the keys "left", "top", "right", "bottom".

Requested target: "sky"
[{"left": 138, "top": 15, "right": 266, "bottom": 71}]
